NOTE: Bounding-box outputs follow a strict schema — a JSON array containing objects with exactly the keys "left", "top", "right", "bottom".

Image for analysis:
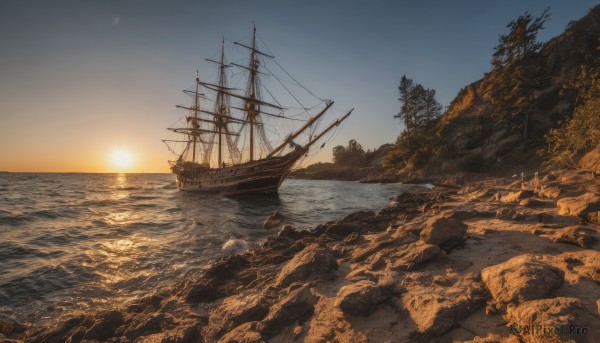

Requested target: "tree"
[
  {"left": 491, "top": 9, "right": 550, "bottom": 69},
  {"left": 489, "top": 8, "right": 551, "bottom": 153},
  {"left": 422, "top": 88, "right": 443, "bottom": 125},
  {"left": 387, "top": 76, "right": 443, "bottom": 171},
  {"left": 394, "top": 75, "right": 442, "bottom": 137},
  {"left": 542, "top": 66, "right": 600, "bottom": 167},
  {"left": 333, "top": 139, "right": 365, "bottom": 167},
  {"left": 395, "top": 75, "right": 416, "bottom": 133}
]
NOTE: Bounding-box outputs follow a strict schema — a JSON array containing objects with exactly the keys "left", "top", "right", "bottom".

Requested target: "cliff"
[{"left": 429, "top": 5, "right": 600, "bottom": 174}]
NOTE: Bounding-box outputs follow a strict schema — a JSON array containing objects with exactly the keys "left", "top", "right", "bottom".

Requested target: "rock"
[
  {"left": 496, "top": 208, "right": 527, "bottom": 221},
  {"left": 500, "top": 190, "right": 534, "bottom": 203},
  {"left": 343, "top": 232, "right": 363, "bottom": 245},
  {"left": 334, "top": 280, "right": 392, "bottom": 316},
  {"left": 31, "top": 315, "right": 91, "bottom": 343},
  {"left": 442, "top": 209, "right": 484, "bottom": 220},
  {"left": 467, "top": 188, "right": 497, "bottom": 202},
  {"left": 481, "top": 255, "right": 564, "bottom": 311},
  {"left": 183, "top": 254, "right": 250, "bottom": 303},
  {"left": 420, "top": 214, "right": 467, "bottom": 251},
  {"left": 507, "top": 297, "right": 596, "bottom": 342},
  {"left": 384, "top": 241, "right": 442, "bottom": 271},
  {"left": 263, "top": 211, "right": 285, "bottom": 229},
  {"left": 536, "top": 185, "right": 561, "bottom": 199},
  {"left": 557, "top": 192, "right": 600, "bottom": 222},
  {"left": 352, "top": 231, "right": 419, "bottom": 264},
  {"left": 0, "top": 320, "right": 26, "bottom": 341},
  {"left": 549, "top": 226, "right": 595, "bottom": 248},
  {"left": 341, "top": 210, "right": 376, "bottom": 222},
  {"left": 205, "top": 290, "right": 272, "bottom": 341},
  {"left": 275, "top": 243, "right": 338, "bottom": 288},
  {"left": 83, "top": 311, "right": 124, "bottom": 341},
  {"left": 277, "top": 224, "right": 300, "bottom": 238},
  {"left": 124, "top": 313, "right": 175, "bottom": 338},
  {"left": 587, "top": 211, "right": 600, "bottom": 224},
  {"left": 519, "top": 198, "right": 546, "bottom": 207},
  {"left": 463, "top": 333, "right": 520, "bottom": 342},
  {"left": 218, "top": 322, "right": 264, "bottom": 343},
  {"left": 537, "top": 212, "right": 554, "bottom": 223},
  {"left": 402, "top": 273, "right": 487, "bottom": 336},
  {"left": 257, "top": 284, "right": 317, "bottom": 337},
  {"left": 324, "top": 222, "right": 362, "bottom": 237},
  {"left": 136, "top": 324, "right": 203, "bottom": 343}
]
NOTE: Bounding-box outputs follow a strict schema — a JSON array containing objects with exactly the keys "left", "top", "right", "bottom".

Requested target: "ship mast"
[
  {"left": 234, "top": 26, "right": 276, "bottom": 162},
  {"left": 192, "top": 70, "right": 200, "bottom": 164},
  {"left": 216, "top": 40, "right": 227, "bottom": 167},
  {"left": 247, "top": 27, "right": 259, "bottom": 161}
]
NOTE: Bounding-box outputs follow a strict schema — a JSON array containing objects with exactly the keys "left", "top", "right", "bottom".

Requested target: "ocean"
[{"left": 0, "top": 173, "right": 407, "bottom": 325}]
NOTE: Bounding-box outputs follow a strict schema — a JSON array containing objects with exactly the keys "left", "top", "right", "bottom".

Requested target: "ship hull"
[{"left": 174, "top": 149, "right": 304, "bottom": 195}]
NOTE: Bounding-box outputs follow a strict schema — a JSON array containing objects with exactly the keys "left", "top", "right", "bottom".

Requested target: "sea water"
[{"left": 0, "top": 173, "right": 407, "bottom": 324}]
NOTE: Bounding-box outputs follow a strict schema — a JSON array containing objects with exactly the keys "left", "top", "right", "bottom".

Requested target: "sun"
[{"left": 110, "top": 149, "right": 134, "bottom": 170}]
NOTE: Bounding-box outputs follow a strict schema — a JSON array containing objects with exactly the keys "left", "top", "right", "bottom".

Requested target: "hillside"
[
  {"left": 428, "top": 5, "right": 600, "bottom": 174},
  {"left": 290, "top": 143, "right": 398, "bottom": 182}
]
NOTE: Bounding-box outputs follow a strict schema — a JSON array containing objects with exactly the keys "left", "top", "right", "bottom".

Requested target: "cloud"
[{"left": 113, "top": 16, "right": 120, "bottom": 26}]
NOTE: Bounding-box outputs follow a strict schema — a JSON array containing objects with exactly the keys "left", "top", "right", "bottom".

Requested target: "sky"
[{"left": 0, "top": 0, "right": 597, "bottom": 173}]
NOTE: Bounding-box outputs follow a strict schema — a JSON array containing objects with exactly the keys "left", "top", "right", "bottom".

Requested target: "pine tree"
[
  {"left": 395, "top": 75, "right": 416, "bottom": 133},
  {"left": 387, "top": 76, "right": 443, "bottom": 170},
  {"left": 490, "top": 8, "right": 551, "bottom": 153}
]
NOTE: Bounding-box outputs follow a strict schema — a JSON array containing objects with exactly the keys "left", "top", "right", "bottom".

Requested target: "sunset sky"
[{"left": 0, "top": 0, "right": 596, "bottom": 173}]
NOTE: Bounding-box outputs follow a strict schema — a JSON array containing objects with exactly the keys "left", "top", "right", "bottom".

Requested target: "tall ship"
[{"left": 163, "top": 27, "right": 352, "bottom": 195}]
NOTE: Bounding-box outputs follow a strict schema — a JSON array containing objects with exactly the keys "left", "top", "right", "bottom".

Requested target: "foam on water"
[
  {"left": 221, "top": 237, "right": 251, "bottom": 254},
  {"left": 0, "top": 173, "right": 407, "bottom": 324}
]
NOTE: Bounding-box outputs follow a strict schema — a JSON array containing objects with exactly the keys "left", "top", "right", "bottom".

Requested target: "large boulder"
[
  {"left": 467, "top": 188, "right": 497, "bottom": 202},
  {"left": 352, "top": 231, "right": 419, "bottom": 264},
  {"left": 536, "top": 185, "right": 561, "bottom": 199},
  {"left": 549, "top": 226, "right": 595, "bottom": 248},
  {"left": 481, "top": 255, "right": 564, "bottom": 311},
  {"left": 83, "top": 311, "right": 124, "bottom": 341},
  {"left": 507, "top": 297, "right": 597, "bottom": 343},
  {"left": 500, "top": 190, "right": 534, "bottom": 203},
  {"left": 384, "top": 241, "right": 442, "bottom": 271},
  {"left": 519, "top": 198, "right": 546, "bottom": 207},
  {"left": 420, "top": 214, "right": 467, "bottom": 251},
  {"left": 334, "top": 280, "right": 392, "bottom": 316},
  {"left": 402, "top": 273, "right": 487, "bottom": 336},
  {"left": 557, "top": 192, "right": 600, "bottom": 222},
  {"left": 205, "top": 290, "right": 272, "bottom": 341},
  {"left": 275, "top": 243, "right": 338, "bottom": 288},
  {"left": 257, "top": 284, "right": 317, "bottom": 337},
  {"left": 218, "top": 322, "right": 264, "bottom": 343},
  {"left": 496, "top": 208, "right": 527, "bottom": 221},
  {"left": 324, "top": 222, "right": 362, "bottom": 237}
]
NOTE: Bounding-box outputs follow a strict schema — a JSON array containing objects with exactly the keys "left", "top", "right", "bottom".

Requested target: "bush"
[{"left": 541, "top": 66, "right": 600, "bottom": 167}]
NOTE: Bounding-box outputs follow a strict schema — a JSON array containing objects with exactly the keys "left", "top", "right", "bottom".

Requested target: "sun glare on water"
[{"left": 110, "top": 149, "right": 134, "bottom": 170}]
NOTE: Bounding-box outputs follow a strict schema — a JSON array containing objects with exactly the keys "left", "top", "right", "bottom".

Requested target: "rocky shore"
[{"left": 3, "top": 171, "right": 600, "bottom": 342}]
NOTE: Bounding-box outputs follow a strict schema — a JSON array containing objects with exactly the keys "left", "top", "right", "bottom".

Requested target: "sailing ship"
[{"left": 163, "top": 27, "right": 352, "bottom": 195}]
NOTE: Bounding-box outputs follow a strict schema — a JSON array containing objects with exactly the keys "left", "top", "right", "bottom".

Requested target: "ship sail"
[{"left": 163, "top": 27, "right": 353, "bottom": 195}]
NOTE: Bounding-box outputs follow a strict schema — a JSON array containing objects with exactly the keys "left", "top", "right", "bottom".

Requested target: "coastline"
[{"left": 3, "top": 171, "right": 600, "bottom": 342}]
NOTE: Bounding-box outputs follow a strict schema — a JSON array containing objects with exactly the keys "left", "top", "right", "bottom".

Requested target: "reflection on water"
[{"left": 0, "top": 173, "right": 407, "bottom": 324}]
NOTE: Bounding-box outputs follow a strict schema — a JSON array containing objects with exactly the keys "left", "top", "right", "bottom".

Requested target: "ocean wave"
[
  {"left": 221, "top": 237, "right": 250, "bottom": 254},
  {"left": 0, "top": 242, "right": 40, "bottom": 261},
  {"left": 111, "top": 186, "right": 142, "bottom": 190},
  {"left": 161, "top": 183, "right": 177, "bottom": 189},
  {"left": 0, "top": 174, "right": 406, "bottom": 325},
  {"left": 0, "top": 215, "right": 34, "bottom": 225}
]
